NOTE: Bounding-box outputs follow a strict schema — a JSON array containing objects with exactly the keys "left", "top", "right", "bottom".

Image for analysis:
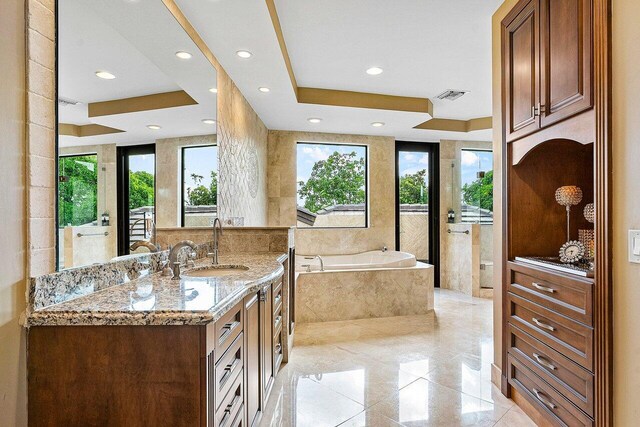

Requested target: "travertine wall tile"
[
  {"left": 28, "top": 124, "right": 55, "bottom": 158},
  {"left": 27, "top": 92, "right": 54, "bottom": 128},
  {"left": 28, "top": 155, "right": 55, "bottom": 188},
  {"left": 27, "top": 30, "right": 54, "bottom": 69},
  {"left": 27, "top": 61, "right": 54, "bottom": 100},
  {"left": 27, "top": 0, "right": 54, "bottom": 40}
]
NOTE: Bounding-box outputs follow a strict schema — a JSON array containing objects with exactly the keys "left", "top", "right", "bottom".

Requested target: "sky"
[
  {"left": 460, "top": 149, "right": 493, "bottom": 186},
  {"left": 296, "top": 143, "right": 367, "bottom": 206}
]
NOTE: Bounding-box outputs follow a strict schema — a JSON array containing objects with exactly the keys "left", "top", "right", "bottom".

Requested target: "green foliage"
[
  {"left": 298, "top": 151, "right": 366, "bottom": 213},
  {"left": 186, "top": 171, "right": 218, "bottom": 206},
  {"left": 129, "top": 170, "right": 155, "bottom": 210},
  {"left": 399, "top": 169, "right": 429, "bottom": 204},
  {"left": 462, "top": 170, "right": 494, "bottom": 211},
  {"left": 58, "top": 155, "right": 98, "bottom": 226}
]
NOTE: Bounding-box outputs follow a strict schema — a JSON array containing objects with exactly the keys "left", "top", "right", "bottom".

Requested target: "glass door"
[
  {"left": 395, "top": 141, "right": 440, "bottom": 286},
  {"left": 117, "top": 144, "right": 156, "bottom": 255}
]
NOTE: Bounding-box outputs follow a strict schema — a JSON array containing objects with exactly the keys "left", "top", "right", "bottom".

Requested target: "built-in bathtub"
[{"left": 295, "top": 250, "right": 434, "bottom": 323}]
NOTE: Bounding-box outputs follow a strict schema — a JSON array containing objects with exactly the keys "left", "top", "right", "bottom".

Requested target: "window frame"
[
  {"left": 459, "top": 148, "right": 494, "bottom": 225},
  {"left": 296, "top": 141, "right": 369, "bottom": 229},
  {"left": 180, "top": 144, "right": 218, "bottom": 227}
]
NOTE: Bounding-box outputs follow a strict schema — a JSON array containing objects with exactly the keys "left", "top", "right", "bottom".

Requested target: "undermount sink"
[{"left": 182, "top": 265, "right": 249, "bottom": 278}]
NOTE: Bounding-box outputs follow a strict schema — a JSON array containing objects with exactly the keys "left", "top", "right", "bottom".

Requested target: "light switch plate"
[{"left": 629, "top": 230, "right": 640, "bottom": 263}]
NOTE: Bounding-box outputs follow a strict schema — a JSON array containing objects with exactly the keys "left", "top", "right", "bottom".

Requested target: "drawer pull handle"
[
  {"left": 532, "top": 317, "right": 555, "bottom": 332},
  {"left": 532, "top": 388, "right": 557, "bottom": 410},
  {"left": 532, "top": 282, "right": 555, "bottom": 293},
  {"left": 274, "top": 315, "right": 282, "bottom": 327},
  {"left": 532, "top": 353, "right": 557, "bottom": 370},
  {"left": 275, "top": 343, "right": 282, "bottom": 354}
]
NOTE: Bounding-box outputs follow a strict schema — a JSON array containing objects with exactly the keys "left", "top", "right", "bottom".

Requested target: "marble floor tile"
[
  {"left": 366, "top": 378, "right": 511, "bottom": 427},
  {"left": 259, "top": 289, "right": 536, "bottom": 427},
  {"left": 493, "top": 406, "right": 538, "bottom": 427}
]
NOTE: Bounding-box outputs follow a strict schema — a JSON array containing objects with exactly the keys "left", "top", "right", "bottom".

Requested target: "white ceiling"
[
  {"left": 58, "top": 0, "right": 217, "bottom": 147},
  {"left": 175, "top": 0, "right": 501, "bottom": 142}
]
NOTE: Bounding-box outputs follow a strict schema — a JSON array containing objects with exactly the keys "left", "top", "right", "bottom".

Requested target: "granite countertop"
[{"left": 25, "top": 253, "right": 286, "bottom": 327}]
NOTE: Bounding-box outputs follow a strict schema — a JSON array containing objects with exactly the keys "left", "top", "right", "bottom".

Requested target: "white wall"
[
  {"left": 612, "top": 0, "right": 640, "bottom": 423},
  {"left": 0, "top": 0, "right": 28, "bottom": 424}
]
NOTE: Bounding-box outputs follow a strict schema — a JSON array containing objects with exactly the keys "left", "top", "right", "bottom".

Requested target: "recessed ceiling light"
[
  {"left": 236, "top": 50, "right": 252, "bottom": 59},
  {"left": 147, "top": 125, "right": 161, "bottom": 130},
  {"left": 259, "top": 87, "right": 270, "bottom": 93},
  {"left": 307, "top": 118, "right": 322, "bottom": 124},
  {"left": 371, "top": 122, "right": 385, "bottom": 127},
  {"left": 202, "top": 119, "right": 216, "bottom": 125},
  {"left": 95, "top": 71, "right": 116, "bottom": 80},
  {"left": 366, "top": 67, "right": 384, "bottom": 76},
  {"left": 209, "top": 87, "right": 218, "bottom": 93},
  {"left": 175, "top": 51, "right": 192, "bottom": 60}
]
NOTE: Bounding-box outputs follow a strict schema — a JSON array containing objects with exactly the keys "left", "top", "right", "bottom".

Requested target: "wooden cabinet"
[
  {"left": 28, "top": 275, "right": 287, "bottom": 427},
  {"left": 540, "top": 0, "right": 592, "bottom": 127},
  {"left": 504, "top": 0, "right": 540, "bottom": 142},
  {"left": 504, "top": 0, "right": 592, "bottom": 142}
]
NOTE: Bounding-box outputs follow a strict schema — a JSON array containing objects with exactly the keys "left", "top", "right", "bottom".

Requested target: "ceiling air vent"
[
  {"left": 436, "top": 90, "right": 468, "bottom": 101},
  {"left": 58, "top": 97, "right": 80, "bottom": 106}
]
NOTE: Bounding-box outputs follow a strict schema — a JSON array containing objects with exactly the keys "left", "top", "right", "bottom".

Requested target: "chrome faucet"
[
  {"left": 130, "top": 240, "right": 159, "bottom": 253},
  {"left": 168, "top": 240, "right": 197, "bottom": 280},
  {"left": 208, "top": 218, "right": 223, "bottom": 265},
  {"left": 315, "top": 255, "right": 325, "bottom": 272}
]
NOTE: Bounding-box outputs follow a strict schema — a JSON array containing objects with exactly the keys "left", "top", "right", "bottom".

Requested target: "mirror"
[{"left": 56, "top": 0, "right": 217, "bottom": 270}]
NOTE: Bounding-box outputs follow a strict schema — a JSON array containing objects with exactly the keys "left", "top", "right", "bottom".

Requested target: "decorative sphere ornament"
[
  {"left": 555, "top": 186, "right": 583, "bottom": 207},
  {"left": 584, "top": 203, "right": 595, "bottom": 223}
]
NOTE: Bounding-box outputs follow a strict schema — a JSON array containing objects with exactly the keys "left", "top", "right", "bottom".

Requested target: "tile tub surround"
[
  {"left": 25, "top": 253, "right": 286, "bottom": 327},
  {"left": 155, "top": 226, "right": 294, "bottom": 254},
  {"left": 259, "top": 289, "right": 535, "bottom": 427},
  {"left": 296, "top": 263, "right": 434, "bottom": 323}
]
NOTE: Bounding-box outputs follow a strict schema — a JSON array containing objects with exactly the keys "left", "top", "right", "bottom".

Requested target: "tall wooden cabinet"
[
  {"left": 500, "top": 0, "right": 611, "bottom": 426},
  {"left": 504, "top": 0, "right": 592, "bottom": 143}
]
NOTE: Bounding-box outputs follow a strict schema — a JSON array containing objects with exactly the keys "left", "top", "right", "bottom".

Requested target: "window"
[
  {"left": 182, "top": 145, "right": 218, "bottom": 227},
  {"left": 460, "top": 149, "right": 493, "bottom": 224},
  {"left": 296, "top": 142, "right": 368, "bottom": 228},
  {"left": 58, "top": 154, "right": 99, "bottom": 227}
]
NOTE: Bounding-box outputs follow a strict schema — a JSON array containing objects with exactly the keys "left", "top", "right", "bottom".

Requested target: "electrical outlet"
[{"left": 629, "top": 230, "right": 640, "bottom": 263}]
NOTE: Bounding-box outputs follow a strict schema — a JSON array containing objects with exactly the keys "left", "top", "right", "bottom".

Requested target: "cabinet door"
[
  {"left": 260, "top": 285, "right": 274, "bottom": 403},
  {"left": 540, "top": 0, "right": 592, "bottom": 127},
  {"left": 244, "top": 293, "right": 261, "bottom": 427},
  {"left": 504, "top": 0, "right": 541, "bottom": 142}
]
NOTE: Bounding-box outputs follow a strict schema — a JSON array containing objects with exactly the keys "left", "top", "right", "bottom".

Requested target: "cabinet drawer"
[
  {"left": 214, "top": 300, "right": 244, "bottom": 362},
  {"left": 508, "top": 355, "right": 593, "bottom": 427},
  {"left": 508, "top": 324, "right": 593, "bottom": 416},
  {"left": 509, "top": 293, "right": 593, "bottom": 370},
  {"left": 214, "top": 332, "right": 244, "bottom": 411},
  {"left": 508, "top": 263, "right": 593, "bottom": 325},
  {"left": 215, "top": 367, "right": 244, "bottom": 427}
]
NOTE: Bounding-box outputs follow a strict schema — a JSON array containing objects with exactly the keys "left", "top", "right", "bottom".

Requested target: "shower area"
[{"left": 441, "top": 142, "right": 494, "bottom": 297}]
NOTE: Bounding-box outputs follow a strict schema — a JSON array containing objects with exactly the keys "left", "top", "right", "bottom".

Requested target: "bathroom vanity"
[{"left": 25, "top": 252, "right": 289, "bottom": 427}]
